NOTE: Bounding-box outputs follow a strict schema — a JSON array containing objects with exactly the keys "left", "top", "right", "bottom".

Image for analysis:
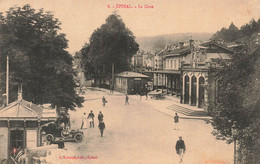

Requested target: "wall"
[
  {"left": 0, "top": 127, "right": 8, "bottom": 161},
  {"left": 114, "top": 77, "right": 128, "bottom": 94},
  {"left": 165, "top": 56, "right": 182, "bottom": 70},
  {"left": 207, "top": 71, "right": 218, "bottom": 112}
]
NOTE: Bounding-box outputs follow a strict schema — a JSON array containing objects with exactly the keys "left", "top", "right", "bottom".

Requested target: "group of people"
[
  {"left": 57, "top": 112, "right": 71, "bottom": 129},
  {"left": 81, "top": 110, "right": 106, "bottom": 137}
]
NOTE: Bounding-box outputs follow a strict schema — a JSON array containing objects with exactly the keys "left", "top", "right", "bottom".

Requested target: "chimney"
[
  {"left": 179, "top": 42, "right": 184, "bottom": 48},
  {"left": 165, "top": 44, "right": 171, "bottom": 50},
  {"left": 189, "top": 39, "right": 194, "bottom": 48},
  {"left": 17, "top": 85, "right": 23, "bottom": 101}
]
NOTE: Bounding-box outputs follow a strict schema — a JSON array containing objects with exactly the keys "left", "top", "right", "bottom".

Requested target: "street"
[{"left": 62, "top": 88, "right": 233, "bottom": 164}]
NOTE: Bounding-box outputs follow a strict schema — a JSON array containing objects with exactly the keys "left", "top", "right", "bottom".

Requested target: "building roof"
[
  {"left": 145, "top": 70, "right": 181, "bottom": 74},
  {"left": 161, "top": 41, "right": 234, "bottom": 58},
  {"left": 201, "top": 41, "right": 234, "bottom": 53},
  {"left": 0, "top": 99, "right": 57, "bottom": 120},
  {"left": 115, "top": 71, "right": 149, "bottom": 78}
]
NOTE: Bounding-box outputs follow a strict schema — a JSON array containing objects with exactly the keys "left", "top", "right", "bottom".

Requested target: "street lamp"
[{"left": 232, "top": 121, "right": 238, "bottom": 164}]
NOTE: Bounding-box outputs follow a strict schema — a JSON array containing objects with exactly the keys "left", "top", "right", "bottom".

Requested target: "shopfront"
[{"left": 0, "top": 98, "right": 56, "bottom": 162}]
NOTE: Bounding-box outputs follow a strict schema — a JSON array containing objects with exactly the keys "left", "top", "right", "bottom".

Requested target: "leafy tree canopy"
[
  {"left": 80, "top": 13, "right": 139, "bottom": 83},
  {"left": 211, "top": 19, "right": 260, "bottom": 43},
  {"left": 0, "top": 4, "right": 83, "bottom": 110},
  {"left": 211, "top": 32, "right": 260, "bottom": 163}
]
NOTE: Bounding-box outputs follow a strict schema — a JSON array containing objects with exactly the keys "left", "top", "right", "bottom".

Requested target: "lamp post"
[{"left": 232, "top": 121, "right": 238, "bottom": 164}]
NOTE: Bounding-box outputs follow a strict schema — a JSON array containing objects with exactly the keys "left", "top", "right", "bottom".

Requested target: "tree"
[
  {"left": 0, "top": 5, "right": 83, "bottom": 110},
  {"left": 81, "top": 13, "right": 139, "bottom": 85},
  {"left": 211, "top": 33, "right": 260, "bottom": 163},
  {"left": 211, "top": 19, "right": 260, "bottom": 43}
]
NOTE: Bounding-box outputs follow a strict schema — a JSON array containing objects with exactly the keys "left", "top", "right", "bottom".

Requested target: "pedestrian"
[
  {"left": 139, "top": 92, "right": 142, "bottom": 100},
  {"left": 98, "top": 111, "right": 104, "bottom": 122},
  {"left": 175, "top": 136, "right": 186, "bottom": 163},
  {"left": 102, "top": 96, "right": 107, "bottom": 107},
  {"left": 81, "top": 112, "right": 88, "bottom": 129},
  {"left": 98, "top": 120, "right": 106, "bottom": 137},
  {"left": 125, "top": 94, "right": 129, "bottom": 105},
  {"left": 64, "top": 113, "right": 71, "bottom": 129},
  {"left": 174, "top": 113, "right": 179, "bottom": 130},
  {"left": 88, "top": 110, "right": 95, "bottom": 128},
  {"left": 110, "top": 85, "right": 114, "bottom": 93}
]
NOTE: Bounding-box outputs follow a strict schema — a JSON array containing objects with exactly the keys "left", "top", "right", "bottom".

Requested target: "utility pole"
[
  {"left": 112, "top": 63, "right": 114, "bottom": 89},
  {"left": 6, "top": 54, "right": 9, "bottom": 105}
]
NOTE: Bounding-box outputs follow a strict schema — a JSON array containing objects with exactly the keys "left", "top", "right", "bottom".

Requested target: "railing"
[{"left": 182, "top": 62, "right": 226, "bottom": 69}]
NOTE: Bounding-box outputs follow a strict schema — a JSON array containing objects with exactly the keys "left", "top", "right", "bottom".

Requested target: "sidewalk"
[
  {"left": 84, "top": 87, "right": 211, "bottom": 121},
  {"left": 129, "top": 93, "right": 212, "bottom": 121}
]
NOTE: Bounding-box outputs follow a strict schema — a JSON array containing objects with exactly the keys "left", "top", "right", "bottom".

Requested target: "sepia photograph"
[{"left": 0, "top": 0, "right": 259, "bottom": 163}]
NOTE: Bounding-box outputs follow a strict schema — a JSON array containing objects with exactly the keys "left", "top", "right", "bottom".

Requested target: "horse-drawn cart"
[{"left": 148, "top": 90, "right": 166, "bottom": 100}]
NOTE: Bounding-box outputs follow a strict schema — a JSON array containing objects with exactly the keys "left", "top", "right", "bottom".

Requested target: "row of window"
[
  {"left": 116, "top": 77, "right": 127, "bottom": 85},
  {"left": 166, "top": 59, "right": 181, "bottom": 69}
]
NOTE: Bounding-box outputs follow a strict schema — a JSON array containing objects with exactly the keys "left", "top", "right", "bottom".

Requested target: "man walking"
[
  {"left": 81, "top": 113, "right": 88, "bottom": 129},
  {"left": 88, "top": 110, "right": 95, "bottom": 128},
  {"left": 125, "top": 94, "right": 129, "bottom": 105},
  {"left": 174, "top": 113, "right": 179, "bottom": 130},
  {"left": 98, "top": 111, "right": 104, "bottom": 122},
  {"left": 98, "top": 120, "right": 106, "bottom": 137},
  {"left": 102, "top": 96, "right": 107, "bottom": 107},
  {"left": 175, "top": 136, "right": 186, "bottom": 163}
]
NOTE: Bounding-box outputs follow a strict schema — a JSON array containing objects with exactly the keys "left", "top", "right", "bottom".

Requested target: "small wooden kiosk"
[
  {"left": 0, "top": 92, "right": 56, "bottom": 162},
  {"left": 114, "top": 71, "right": 149, "bottom": 94}
]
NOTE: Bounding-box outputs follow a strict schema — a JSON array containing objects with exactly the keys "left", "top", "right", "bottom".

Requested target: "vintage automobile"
[{"left": 41, "top": 121, "right": 84, "bottom": 143}]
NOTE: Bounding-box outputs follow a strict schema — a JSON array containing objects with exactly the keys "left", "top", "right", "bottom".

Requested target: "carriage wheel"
[
  {"left": 74, "top": 133, "right": 83, "bottom": 142},
  {"left": 45, "top": 134, "right": 55, "bottom": 142}
]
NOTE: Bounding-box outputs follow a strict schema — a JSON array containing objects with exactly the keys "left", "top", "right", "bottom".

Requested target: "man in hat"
[
  {"left": 174, "top": 113, "right": 179, "bottom": 130},
  {"left": 88, "top": 110, "right": 95, "bottom": 128},
  {"left": 175, "top": 136, "right": 186, "bottom": 163},
  {"left": 98, "top": 111, "right": 104, "bottom": 122},
  {"left": 102, "top": 96, "right": 107, "bottom": 107},
  {"left": 125, "top": 94, "right": 129, "bottom": 105},
  {"left": 98, "top": 120, "right": 106, "bottom": 137}
]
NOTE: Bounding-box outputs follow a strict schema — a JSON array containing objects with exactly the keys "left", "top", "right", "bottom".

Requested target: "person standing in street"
[
  {"left": 98, "top": 120, "right": 106, "bottom": 137},
  {"left": 102, "top": 96, "right": 107, "bottom": 107},
  {"left": 81, "top": 112, "right": 88, "bottom": 129},
  {"left": 174, "top": 113, "right": 179, "bottom": 130},
  {"left": 64, "top": 113, "right": 71, "bottom": 129},
  {"left": 175, "top": 136, "right": 186, "bottom": 163},
  {"left": 125, "top": 94, "right": 129, "bottom": 105},
  {"left": 98, "top": 111, "right": 104, "bottom": 122},
  {"left": 88, "top": 110, "right": 95, "bottom": 128}
]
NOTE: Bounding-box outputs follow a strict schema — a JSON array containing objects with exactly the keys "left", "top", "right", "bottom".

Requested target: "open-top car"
[{"left": 41, "top": 121, "right": 84, "bottom": 143}]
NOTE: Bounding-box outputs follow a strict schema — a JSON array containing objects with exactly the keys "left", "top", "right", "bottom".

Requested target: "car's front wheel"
[
  {"left": 45, "top": 134, "right": 55, "bottom": 142},
  {"left": 74, "top": 133, "right": 83, "bottom": 142}
]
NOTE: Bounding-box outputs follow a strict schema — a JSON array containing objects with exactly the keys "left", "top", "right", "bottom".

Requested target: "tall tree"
[
  {"left": 81, "top": 13, "right": 139, "bottom": 85},
  {"left": 211, "top": 33, "right": 260, "bottom": 163},
  {"left": 0, "top": 5, "right": 83, "bottom": 110}
]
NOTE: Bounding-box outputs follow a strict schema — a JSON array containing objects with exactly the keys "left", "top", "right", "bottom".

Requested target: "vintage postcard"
[{"left": 0, "top": 0, "right": 259, "bottom": 164}]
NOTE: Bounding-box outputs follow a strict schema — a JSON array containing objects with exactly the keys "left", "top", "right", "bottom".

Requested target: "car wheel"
[
  {"left": 74, "top": 133, "right": 83, "bottom": 142},
  {"left": 45, "top": 134, "right": 55, "bottom": 142}
]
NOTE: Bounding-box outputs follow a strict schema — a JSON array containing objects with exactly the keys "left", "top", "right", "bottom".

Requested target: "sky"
[{"left": 0, "top": 0, "right": 259, "bottom": 53}]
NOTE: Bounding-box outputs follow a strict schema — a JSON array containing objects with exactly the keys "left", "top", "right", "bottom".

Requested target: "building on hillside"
[
  {"left": 131, "top": 51, "right": 144, "bottom": 68},
  {"left": 145, "top": 53, "right": 155, "bottom": 69},
  {"left": 180, "top": 41, "right": 234, "bottom": 111},
  {"left": 0, "top": 88, "right": 57, "bottom": 161},
  {"left": 114, "top": 71, "right": 149, "bottom": 94},
  {"left": 145, "top": 40, "right": 234, "bottom": 112},
  {"left": 145, "top": 41, "right": 192, "bottom": 96}
]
